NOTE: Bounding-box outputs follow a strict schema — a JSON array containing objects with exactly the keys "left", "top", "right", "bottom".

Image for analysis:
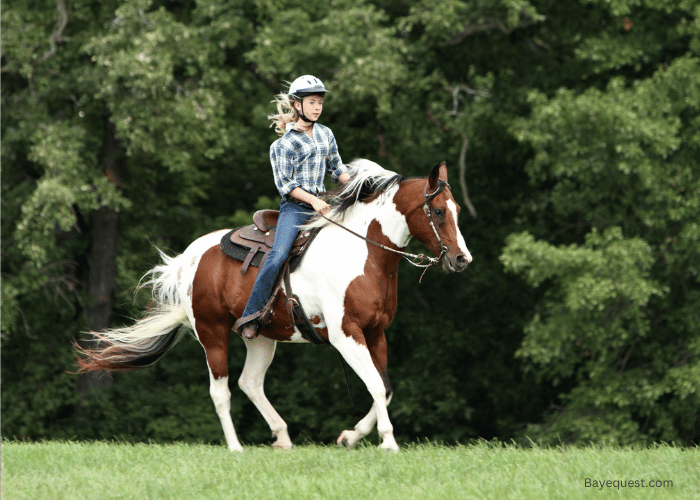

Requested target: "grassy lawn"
[{"left": 2, "top": 440, "right": 698, "bottom": 499}]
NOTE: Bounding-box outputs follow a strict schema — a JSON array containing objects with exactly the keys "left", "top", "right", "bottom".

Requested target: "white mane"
[{"left": 302, "top": 159, "right": 402, "bottom": 230}]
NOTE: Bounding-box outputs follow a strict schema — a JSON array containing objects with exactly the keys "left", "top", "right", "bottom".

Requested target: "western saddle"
[
  {"left": 219, "top": 210, "right": 327, "bottom": 344},
  {"left": 221, "top": 210, "right": 315, "bottom": 274}
]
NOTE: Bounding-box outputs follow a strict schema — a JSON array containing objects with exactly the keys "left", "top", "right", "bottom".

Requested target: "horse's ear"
[{"left": 428, "top": 161, "right": 448, "bottom": 189}]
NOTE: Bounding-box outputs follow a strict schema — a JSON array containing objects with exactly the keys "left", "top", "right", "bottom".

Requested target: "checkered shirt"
[{"left": 270, "top": 123, "right": 348, "bottom": 198}]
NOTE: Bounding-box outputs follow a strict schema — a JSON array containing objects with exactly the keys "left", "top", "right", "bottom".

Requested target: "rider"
[{"left": 235, "top": 75, "right": 351, "bottom": 340}]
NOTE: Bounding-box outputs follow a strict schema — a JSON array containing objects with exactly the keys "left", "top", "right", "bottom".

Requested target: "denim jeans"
[{"left": 241, "top": 200, "right": 315, "bottom": 319}]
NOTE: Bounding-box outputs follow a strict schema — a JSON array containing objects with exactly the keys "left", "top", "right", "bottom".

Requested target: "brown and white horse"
[{"left": 75, "top": 159, "right": 471, "bottom": 452}]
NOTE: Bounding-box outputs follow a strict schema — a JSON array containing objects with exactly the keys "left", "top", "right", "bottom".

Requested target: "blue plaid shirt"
[{"left": 270, "top": 124, "right": 348, "bottom": 198}]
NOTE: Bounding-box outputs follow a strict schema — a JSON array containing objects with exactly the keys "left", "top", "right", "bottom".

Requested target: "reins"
[{"left": 319, "top": 178, "right": 451, "bottom": 283}]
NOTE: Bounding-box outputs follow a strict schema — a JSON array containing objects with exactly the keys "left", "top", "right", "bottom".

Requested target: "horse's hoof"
[
  {"left": 273, "top": 440, "right": 292, "bottom": 450},
  {"left": 379, "top": 435, "right": 399, "bottom": 453},
  {"left": 337, "top": 430, "right": 359, "bottom": 449}
]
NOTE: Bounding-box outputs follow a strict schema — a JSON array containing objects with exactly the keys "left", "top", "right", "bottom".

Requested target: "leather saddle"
[
  {"left": 220, "top": 209, "right": 317, "bottom": 275},
  {"left": 219, "top": 209, "right": 326, "bottom": 345}
]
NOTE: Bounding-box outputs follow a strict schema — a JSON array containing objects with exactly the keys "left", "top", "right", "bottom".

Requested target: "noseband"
[{"left": 319, "top": 178, "right": 452, "bottom": 282}]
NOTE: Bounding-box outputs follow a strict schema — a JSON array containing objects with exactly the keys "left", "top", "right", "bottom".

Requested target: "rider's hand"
[{"left": 312, "top": 198, "right": 331, "bottom": 216}]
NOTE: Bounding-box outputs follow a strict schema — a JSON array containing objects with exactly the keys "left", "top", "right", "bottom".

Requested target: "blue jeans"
[{"left": 242, "top": 200, "right": 315, "bottom": 319}]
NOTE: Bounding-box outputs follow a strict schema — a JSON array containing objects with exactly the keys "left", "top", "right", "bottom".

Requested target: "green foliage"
[
  {"left": 2, "top": 0, "right": 699, "bottom": 448},
  {"left": 83, "top": 0, "right": 239, "bottom": 169},
  {"left": 248, "top": 0, "right": 409, "bottom": 115},
  {"left": 502, "top": 1, "right": 700, "bottom": 445}
]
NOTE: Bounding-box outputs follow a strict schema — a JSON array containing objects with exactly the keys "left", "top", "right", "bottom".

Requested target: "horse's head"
[{"left": 401, "top": 162, "right": 472, "bottom": 273}]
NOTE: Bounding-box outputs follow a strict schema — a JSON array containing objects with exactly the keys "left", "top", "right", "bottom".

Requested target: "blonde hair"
[{"left": 268, "top": 93, "right": 299, "bottom": 136}]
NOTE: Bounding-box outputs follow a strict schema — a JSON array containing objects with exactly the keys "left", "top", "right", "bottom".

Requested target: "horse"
[{"left": 74, "top": 159, "right": 472, "bottom": 452}]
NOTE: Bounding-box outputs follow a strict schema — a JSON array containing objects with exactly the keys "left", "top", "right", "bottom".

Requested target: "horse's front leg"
[
  {"left": 337, "top": 395, "right": 394, "bottom": 449},
  {"left": 332, "top": 328, "right": 398, "bottom": 452}
]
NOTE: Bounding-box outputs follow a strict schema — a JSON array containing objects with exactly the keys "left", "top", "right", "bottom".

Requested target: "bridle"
[
  {"left": 320, "top": 178, "right": 452, "bottom": 282},
  {"left": 422, "top": 178, "right": 450, "bottom": 265}
]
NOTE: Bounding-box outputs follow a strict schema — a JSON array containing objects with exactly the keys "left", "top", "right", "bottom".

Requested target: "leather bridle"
[
  {"left": 422, "top": 178, "right": 451, "bottom": 264},
  {"left": 319, "top": 178, "right": 452, "bottom": 281}
]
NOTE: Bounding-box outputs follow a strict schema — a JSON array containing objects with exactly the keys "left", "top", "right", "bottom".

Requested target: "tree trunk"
[
  {"left": 76, "top": 206, "right": 120, "bottom": 393},
  {"left": 76, "top": 119, "right": 126, "bottom": 395}
]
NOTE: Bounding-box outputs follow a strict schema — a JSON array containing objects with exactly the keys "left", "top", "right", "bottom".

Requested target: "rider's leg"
[{"left": 237, "top": 200, "right": 314, "bottom": 338}]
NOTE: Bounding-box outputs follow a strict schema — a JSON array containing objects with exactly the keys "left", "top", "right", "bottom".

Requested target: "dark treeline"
[{"left": 2, "top": 0, "right": 699, "bottom": 446}]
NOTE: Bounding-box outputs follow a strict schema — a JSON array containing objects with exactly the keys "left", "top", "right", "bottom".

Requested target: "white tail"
[{"left": 74, "top": 248, "right": 192, "bottom": 372}]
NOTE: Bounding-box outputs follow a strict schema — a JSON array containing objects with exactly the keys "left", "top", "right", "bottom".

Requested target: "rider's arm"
[
  {"left": 288, "top": 171, "right": 350, "bottom": 214},
  {"left": 271, "top": 140, "right": 301, "bottom": 197},
  {"left": 288, "top": 187, "right": 330, "bottom": 215}
]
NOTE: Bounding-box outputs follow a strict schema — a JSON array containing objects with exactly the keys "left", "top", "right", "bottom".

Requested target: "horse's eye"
[{"left": 434, "top": 209, "right": 444, "bottom": 217}]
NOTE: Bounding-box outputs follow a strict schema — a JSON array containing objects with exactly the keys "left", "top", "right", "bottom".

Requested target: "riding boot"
[
  {"left": 240, "top": 321, "right": 259, "bottom": 340},
  {"left": 235, "top": 314, "right": 260, "bottom": 340}
]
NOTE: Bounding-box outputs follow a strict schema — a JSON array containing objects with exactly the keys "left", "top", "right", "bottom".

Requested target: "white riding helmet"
[{"left": 288, "top": 75, "right": 329, "bottom": 99}]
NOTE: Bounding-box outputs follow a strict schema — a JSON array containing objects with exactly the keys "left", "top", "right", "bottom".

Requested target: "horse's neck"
[{"left": 344, "top": 184, "right": 412, "bottom": 250}]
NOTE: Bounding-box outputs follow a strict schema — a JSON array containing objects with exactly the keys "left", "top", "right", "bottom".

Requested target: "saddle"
[
  {"left": 220, "top": 210, "right": 315, "bottom": 275},
  {"left": 220, "top": 210, "right": 327, "bottom": 345}
]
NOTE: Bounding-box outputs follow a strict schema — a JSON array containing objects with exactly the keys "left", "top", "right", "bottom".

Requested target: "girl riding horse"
[
  {"left": 75, "top": 158, "right": 472, "bottom": 451},
  {"left": 236, "top": 75, "right": 351, "bottom": 341}
]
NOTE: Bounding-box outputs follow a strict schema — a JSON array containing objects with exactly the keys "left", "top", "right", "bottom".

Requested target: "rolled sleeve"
[
  {"left": 271, "top": 140, "right": 300, "bottom": 197},
  {"left": 325, "top": 134, "right": 348, "bottom": 182}
]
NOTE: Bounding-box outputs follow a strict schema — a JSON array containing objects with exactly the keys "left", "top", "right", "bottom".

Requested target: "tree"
[
  {"left": 502, "top": 0, "right": 700, "bottom": 444},
  {"left": 2, "top": 0, "right": 269, "bottom": 433}
]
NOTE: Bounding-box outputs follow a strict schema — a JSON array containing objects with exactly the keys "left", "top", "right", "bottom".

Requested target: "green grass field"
[{"left": 2, "top": 440, "right": 698, "bottom": 499}]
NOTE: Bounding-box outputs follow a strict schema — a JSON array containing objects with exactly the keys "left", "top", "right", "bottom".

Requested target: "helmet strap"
[{"left": 296, "top": 99, "right": 316, "bottom": 123}]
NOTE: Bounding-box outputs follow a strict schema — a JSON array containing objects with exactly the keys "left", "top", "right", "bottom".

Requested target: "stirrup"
[{"left": 235, "top": 313, "right": 260, "bottom": 339}]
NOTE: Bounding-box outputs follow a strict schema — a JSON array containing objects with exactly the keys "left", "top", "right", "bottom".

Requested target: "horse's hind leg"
[
  {"left": 195, "top": 319, "right": 243, "bottom": 452},
  {"left": 238, "top": 335, "right": 292, "bottom": 450}
]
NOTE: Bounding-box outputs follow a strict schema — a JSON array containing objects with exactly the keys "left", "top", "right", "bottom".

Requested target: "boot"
[
  {"left": 234, "top": 317, "right": 260, "bottom": 340},
  {"left": 240, "top": 321, "right": 259, "bottom": 340}
]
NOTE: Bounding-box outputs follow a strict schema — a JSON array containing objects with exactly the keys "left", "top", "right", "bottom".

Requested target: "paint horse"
[{"left": 74, "top": 159, "right": 472, "bottom": 452}]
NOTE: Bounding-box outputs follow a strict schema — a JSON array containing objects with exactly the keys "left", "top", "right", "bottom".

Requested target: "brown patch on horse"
[
  {"left": 341, "top": 219, "right": 402, "bottom": 344},
  {"left": 311, "top": 326, "right": 330, "bottom": 341},
  {"left": 191, "top": 246, "right": 238, "bottom": 379},
  {"left": 307, "top": 315, "right": 330, "bottom": 342},
  {"left": 335, "top": 213, "right": 409, "bottom": 401},
  {"left": 190, "top": 245, "right": 308, "bottom": 346}
]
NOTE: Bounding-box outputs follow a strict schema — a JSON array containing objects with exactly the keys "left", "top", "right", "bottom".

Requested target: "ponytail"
[{"left": 268, "top": 93, "right": 298, "bottom": 136}]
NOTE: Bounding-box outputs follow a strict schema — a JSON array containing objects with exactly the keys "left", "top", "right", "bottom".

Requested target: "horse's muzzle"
[{"left": 442, "top": 252, "right": 471, "bottom": 273}]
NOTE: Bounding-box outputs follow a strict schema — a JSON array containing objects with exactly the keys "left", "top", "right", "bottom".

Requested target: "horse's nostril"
[{"left": 456, "top": 254, "right": 470, "bottom": 268}]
